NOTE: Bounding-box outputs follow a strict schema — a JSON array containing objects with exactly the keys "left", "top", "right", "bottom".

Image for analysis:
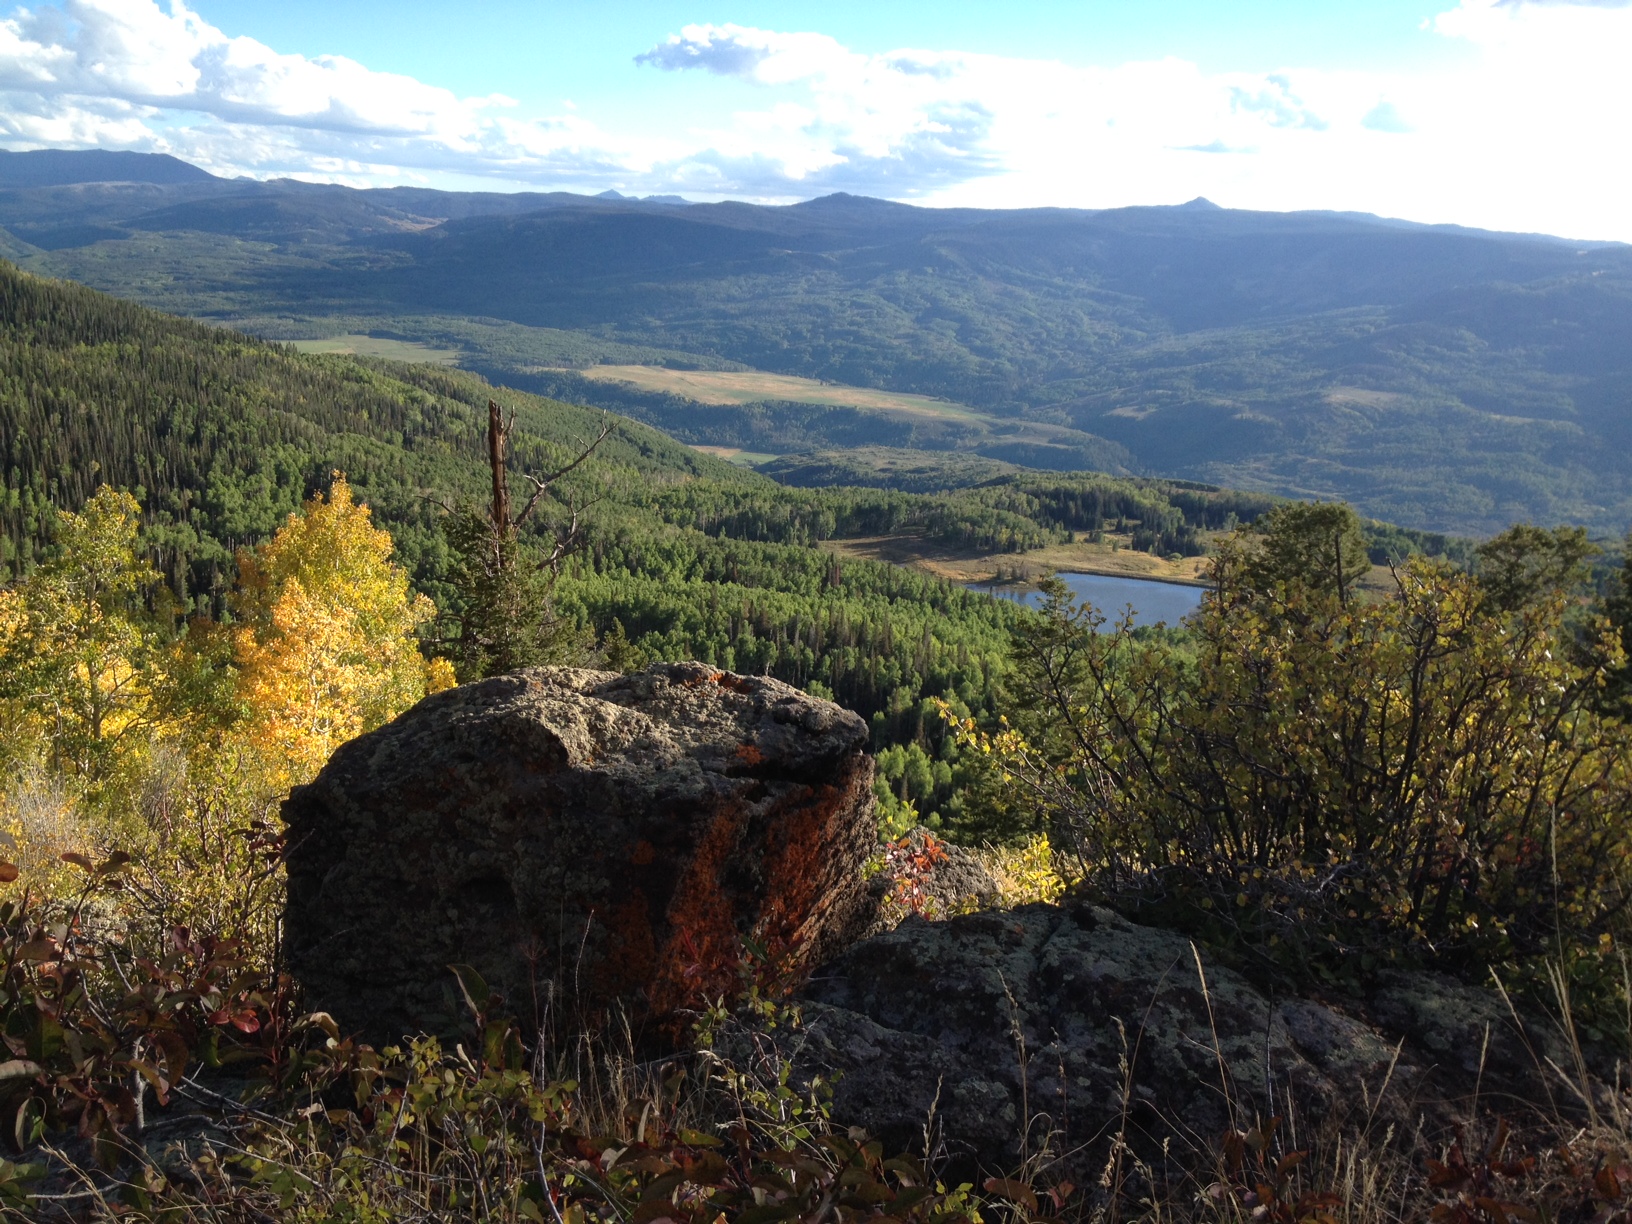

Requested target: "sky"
[{"left": 0, "top": 0, "right": 1628, "bottom": 239}]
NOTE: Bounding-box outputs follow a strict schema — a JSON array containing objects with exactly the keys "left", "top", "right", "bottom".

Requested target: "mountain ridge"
[{"left": 7, "top": 150, "right": 1632, "bottom": 533}]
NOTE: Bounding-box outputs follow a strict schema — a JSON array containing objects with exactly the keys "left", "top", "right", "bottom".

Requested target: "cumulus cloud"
[
  {"left": 0, "top": 0, "right": 483, "bottom": 135},
  {"left": 0, "top": 0, "right": 665, "bottom": 185},
  {"left": 1, "top": 0, "right": 1630, "bottom": 239},
  {"left": 620, "top": 4, "right": 1632, "bottom": 238}
]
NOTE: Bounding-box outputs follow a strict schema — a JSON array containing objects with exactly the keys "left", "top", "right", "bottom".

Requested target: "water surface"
[{"left": 970, "top": 571, "right": 1206, "bottom": 628}]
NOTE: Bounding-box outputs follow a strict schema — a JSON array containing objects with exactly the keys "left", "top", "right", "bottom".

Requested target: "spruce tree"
[{"left": 440, "top": 401, "right": 609, "bottom": 680}]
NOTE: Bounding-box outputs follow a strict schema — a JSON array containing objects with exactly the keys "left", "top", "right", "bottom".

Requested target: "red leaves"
[
  {"left": 877, "top": 832, "right": 952, "bottom": 919},
  {"left": 1211, "top": 1119, "right": 1341, "bottom": 1224},
  {"left": 1423, "top": 1122, "right": 1632, "bottom": 1224},
  {"left": 207, "top": 1006, "right": 262, "bottom": 1034},
  {"left": 0, "top": 897, "right": 283, "bottom": 1152}
]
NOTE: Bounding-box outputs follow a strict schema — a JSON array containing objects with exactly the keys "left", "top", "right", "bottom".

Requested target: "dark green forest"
[{"left": 0, "top": 261, "right": 1032, "bottom": 820}]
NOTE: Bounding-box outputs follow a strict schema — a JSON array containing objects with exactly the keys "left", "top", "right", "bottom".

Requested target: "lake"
[{"left": 969, "top": 571, "right": 1207, "bottom": 628}]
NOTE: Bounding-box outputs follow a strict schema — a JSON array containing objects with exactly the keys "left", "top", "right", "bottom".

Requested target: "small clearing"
[
  {"left": 821, "top": 534, "right": 1214, "bottom": 587},
  {"left": 290, "top": 335, "right": 462, "bottom": 364},
  {"left": 687, "top": 445, "right": 779, "bottom": 467},
  {"left": 572, "top": 365, "right": 983, "bottom": 422}
]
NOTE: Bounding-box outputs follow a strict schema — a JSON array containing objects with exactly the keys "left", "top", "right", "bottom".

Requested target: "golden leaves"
[{"left": 229, "top": 476, "right": 442, "bottom": 789}]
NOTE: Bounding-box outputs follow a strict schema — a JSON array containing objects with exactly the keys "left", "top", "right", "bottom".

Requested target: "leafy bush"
[{"left": 955, "top": 504, "right": 1632, "bottom": 991}]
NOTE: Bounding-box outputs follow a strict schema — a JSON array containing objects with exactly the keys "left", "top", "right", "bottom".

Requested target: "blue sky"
[
  {"left": 1, "top": 1, "right": 1628, "bottom": 239},
  {"left": 184, "top": 2, "right": 1460, "bottom": 98}
]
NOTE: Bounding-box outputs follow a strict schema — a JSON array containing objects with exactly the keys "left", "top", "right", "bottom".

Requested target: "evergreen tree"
[{"left": 440, "top": 401, "right": 608, "bottom": 680}]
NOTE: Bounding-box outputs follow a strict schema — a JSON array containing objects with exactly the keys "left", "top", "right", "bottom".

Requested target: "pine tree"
[{"left": 440, "top": 401, "right": 608, "bottom": 680}]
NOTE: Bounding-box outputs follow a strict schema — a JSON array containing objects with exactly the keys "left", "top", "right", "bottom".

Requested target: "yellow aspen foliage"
[
  {"left": 230, "top": 475, "right": 445, "bottom": 788},
  {"left": 980, "top": 834, "right": 1069, "bottom": 908},
  {"left": 0, "top": 487, "right": 161, "bottom": 782}
]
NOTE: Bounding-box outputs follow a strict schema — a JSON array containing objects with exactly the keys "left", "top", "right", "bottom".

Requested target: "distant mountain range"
[
  {"left": 0, "top": 148, "right": 217, "bottom": 188},
  {"left": 3, "top": 148, "right": 1630, "bottom": 534}
]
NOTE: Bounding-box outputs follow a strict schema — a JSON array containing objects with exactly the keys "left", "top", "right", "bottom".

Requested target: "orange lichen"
[
  {"left": 756, "top": 770, "right": 871, "bottom": 956},
  {"left": 584, "top": 751, "right": 871, "bottom": 1036},
  {"left": 652, "top": 757, "right": 870, "bottom": 1020},
  {"left": 648, "top": 802, "right": 747, "bottom": 1017}
]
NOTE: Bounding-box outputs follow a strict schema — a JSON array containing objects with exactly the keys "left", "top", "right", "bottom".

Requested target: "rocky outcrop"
[
  {"left": 794, "top": 901, "right": 1581, "bottom": 1180},
  {"left": 283, "top": 662, "right": 876, "bottom": 1044}
]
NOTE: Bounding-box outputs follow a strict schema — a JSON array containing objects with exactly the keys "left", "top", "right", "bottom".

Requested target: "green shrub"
[{"left": 956, "top": 505, "right": 1632, "bottom": 993}]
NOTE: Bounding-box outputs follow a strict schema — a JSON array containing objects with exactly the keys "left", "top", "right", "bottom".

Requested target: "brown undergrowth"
[{"left": 5, "top": 857, "right": 1632, "bottom": 1222}]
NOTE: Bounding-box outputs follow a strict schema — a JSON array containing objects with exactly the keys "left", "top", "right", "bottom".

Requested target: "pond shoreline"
[
  {"left": 972, "top": 566, "right": 1213, "bottom": 592},
  {"left": 968, "top": 570, "right": 1209, "bottom": 628}
]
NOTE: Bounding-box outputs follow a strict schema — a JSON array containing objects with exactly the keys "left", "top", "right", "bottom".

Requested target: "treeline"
[
  {"left": 649, "top": 483, "right": 1054, "bottom": 554},
  {"left": 0, "top": 259, "right": 742, "bottom": 602},
  {"left": 646, "top": 473, "right": 1287, "bottom": 559},
  {"left": 992, "top": 474, "right": 1279, "bottom": 557},
  {"left": 566, "top": 533, "right": 1015, "bottom": 723}
]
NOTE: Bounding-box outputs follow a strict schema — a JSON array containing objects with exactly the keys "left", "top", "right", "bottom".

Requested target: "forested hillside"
[
  {"left": 0, "top": 262, "right": 1038, "bottom": 820},
  {"left": 0, "top": 259, "right": 1517, "bottom": 824},
  {"left": 0, "top": 260, "right": 739, "bottom": 602},
  {"left": 6, "top": 159, "right": 1632, "bottom": 532}
]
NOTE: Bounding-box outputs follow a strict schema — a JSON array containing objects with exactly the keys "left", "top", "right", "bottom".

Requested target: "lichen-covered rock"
[
  {"left": 794, "top": 902, "right": 1579, "bottom": 1180},
  {"left": 283, "top": 662, "right": 876, "bottom": 1043}
]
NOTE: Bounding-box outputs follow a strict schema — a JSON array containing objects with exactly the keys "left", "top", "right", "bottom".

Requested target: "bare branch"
[{"left": 512, "top": 414, "right": 614, "bottom": 528}]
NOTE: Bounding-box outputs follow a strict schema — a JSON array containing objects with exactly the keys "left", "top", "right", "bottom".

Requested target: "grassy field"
[
  {"left": 572, "top": 365, "right": 984, "bottom": 420},
  {"left": 687, "top": 445, "right": 780, "bottom": 467},
  {"left": 289, "top": 335, "right": 462, "bottom": 364},
  {"left": 568, "top": 364, "right": 1122, "bottom": 465},
  {"left": 824, "top": 533, "right": 1407, "bottom": 597},
  {"left": 822, "top": 533, "right": 1215, "bottom": 586}
]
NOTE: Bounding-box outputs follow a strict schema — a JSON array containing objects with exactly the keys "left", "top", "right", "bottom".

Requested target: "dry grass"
[
  {"left": 687, "top": 445, "right": 780, "bottom": 466},
  {"left": 570, "top": 366, "right": 1099, "bottom": 454},
  {"left": 0, "top": 768, "right": 98, "bottom": 896},
  {"left": 572, "top": 365, "right": 984, "bottom": 419},
  {"left": 288, "top": 334, "right": 462, "bottom": 364}
]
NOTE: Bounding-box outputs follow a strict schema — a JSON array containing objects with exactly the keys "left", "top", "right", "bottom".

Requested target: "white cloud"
[
  {"left": 625, "top": 9, "right": 1632, "bottom": 238},
  {"left": 0, "top": 0, "right": 666, "bottom": 185},
  {"left": 1, "top": 0, "right": 1630, "bottom": 240}
]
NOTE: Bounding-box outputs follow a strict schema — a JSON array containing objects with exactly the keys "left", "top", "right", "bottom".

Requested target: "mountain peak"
[
  {"left": 0, "top": 149, "right": 216, "bottom": 188},
  {"left": 793, "top": 192, "right": 914, "bottom": 212},
  {"left": 1175, "top": 196, "right": 1223, "bottom": 211}
]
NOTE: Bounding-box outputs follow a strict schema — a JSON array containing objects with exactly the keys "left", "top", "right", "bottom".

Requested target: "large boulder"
[
  {"left": 793, "top": 902, "right": 1583, "bottom": 1181},
  {"left": 283, "top": 662, "right": 876, "bottom": 1043}
]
